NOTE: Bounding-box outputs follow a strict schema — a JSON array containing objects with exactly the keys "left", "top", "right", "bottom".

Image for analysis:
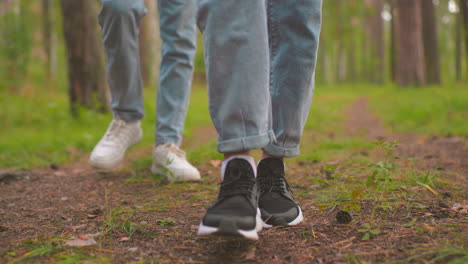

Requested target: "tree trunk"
[
  {"left": 460, "top": 0, "right": 468, "bottom": 78},
  {"left": 456, "top": 3, "right": 462, "bottom": 81},
  {"left": 390, "top": 0, "right": 398, "bottom": 83},
  {"left": 41, "top": 0, "right": 56, "bottom": 86},
  {"left": 364, "top": 0, "right": 385, "bottom": 83},
  {"left": 394, "top": 0, "right": 426, "bottom": 86},
  {"left": 421, "top": 0, "right": 441, "bottom": 84},
  {"left": 60, "top": 0, "right": 108, "bottom": 116}
]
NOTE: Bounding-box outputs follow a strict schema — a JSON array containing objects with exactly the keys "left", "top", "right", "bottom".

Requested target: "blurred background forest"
[
  {"left": 1, "top": 0, "right": 467, "bottom": 108},
  {"left": 0, "top": 0, "right": 467, "bottom": 168}
]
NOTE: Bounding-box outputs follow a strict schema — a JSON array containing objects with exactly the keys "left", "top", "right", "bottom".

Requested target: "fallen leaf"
[
  {"left": 422, "top": 223, "right": 434, "bottom": 231},
  {"left": 118, "top": 237, "right": 130, "bottom": 242},
  {"left": 242, "top": 247, "right": 256, "bottom": 260},
  {"left": 451, "top": 203, "right": 468, "bottom": 214},
  {"left": 65, "top": 234, "right": 99, "bottom": 247},
  {"left": 128, "top": 247, "right": 138, "bottom": 252},
  {"left": 209, "top": 160, "right": 222, "bottom": 168},
  {"left": 87, "top": 214, "right": 101, "bottom": 219},
  {"left": 71, "top": 224, "right": 87, "bottom": 231}
]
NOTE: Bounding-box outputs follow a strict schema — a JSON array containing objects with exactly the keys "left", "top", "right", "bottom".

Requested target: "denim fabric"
[
  {"left": 98, "top": 0, "right": 147, "bottom": 122},
  {"left": 197, "top": 0, "right": 322, "bottom": 157},
  {"left": 197, "top": 0, "right": 276, "bottom": 154},
  {"left": 98, "top": 0, "right": 197, "bottom": 146},
  {"left": 156, "top": 0, "right": 197, "bottom": 146},
  {"left": 264, "top": 0, "right": 322, "bottom": 157}
]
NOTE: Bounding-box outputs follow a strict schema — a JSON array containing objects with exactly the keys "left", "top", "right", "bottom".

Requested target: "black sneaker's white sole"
[
  {"left": 261, "top": 206, "right": 304, "bottom": 228},
  {"left": 197, "top": 209, "right": 263, "bottom": 240}
]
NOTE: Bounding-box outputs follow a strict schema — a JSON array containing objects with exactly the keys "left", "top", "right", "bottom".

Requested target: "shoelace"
[
  {"left": 219, "top": 174, "right": 256, "bottom": 198},
  {"left": 160, "top": 143, "right": 186, "bottom": 158},
  {"left": 103, "top": 119, "right": 127, "bottom": 143},
  {"left": 258, "top": 174, "right": 292, "bottom": 195}
]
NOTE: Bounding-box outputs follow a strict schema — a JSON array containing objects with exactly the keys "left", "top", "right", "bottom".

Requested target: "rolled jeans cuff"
[
  {"left": 263, "top": 143, "right": 300, "bottom": 158},
  {"left": 113, "top": 110, "right": 143, "bottom": 123},
  {"left": 217, "top": 130, "right": 276, "bottom": 153},
  {"left": 155, "top": 136, "right": 181, "bottom": 147}
]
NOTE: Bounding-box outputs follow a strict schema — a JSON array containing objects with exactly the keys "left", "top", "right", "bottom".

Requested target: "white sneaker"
[
  {"left": 151, "top": 143, "right": 201, "bottom": 182},
  {"left": 89, "top": 119, "right": 143, "bottom": 169}
]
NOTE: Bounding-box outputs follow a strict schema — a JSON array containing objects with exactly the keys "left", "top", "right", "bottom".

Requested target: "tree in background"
[
  {"left": 60, "top": 0, "right": 108, "bottom": 116},
  {"left": 460, "top": 0, "right": 468, "bottom": 78},
  {"left": 364, "top": 0, "right": 385, "bottom": 84},
  {"left": 41, "top": 0, "right": 56, "bottom": 86},
  {"left": 393, "top": 0, "right": 426, "bottom": 86},
  {"left": 421, "top": 0, "right": 441, "bottom": 84},
  {"left": 0, "top": 0, "right": 32, "bottom": 91}
]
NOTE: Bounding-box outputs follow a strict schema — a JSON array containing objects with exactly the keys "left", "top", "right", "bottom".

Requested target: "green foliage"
[
  {"left": 0, "top": 3, "right": 33, "bottom": 90},
  {"left": 357, "top": 223, "right": 380, "bottom": 240}
]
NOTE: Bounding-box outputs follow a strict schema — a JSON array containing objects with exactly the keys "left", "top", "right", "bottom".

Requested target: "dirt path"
[
  {"left": 346, "top": 96, "right": 468, "bottom": 177},
  {"left": 1, "top": 99, "right": 467, "bottom": 263}
]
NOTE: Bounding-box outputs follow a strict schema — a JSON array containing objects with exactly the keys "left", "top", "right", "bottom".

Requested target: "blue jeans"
[
  {"left": 98, "top": 0, "right": 197, "bottom": 146},
  {"left": 198, "top": 0, "right": 322, "bottom": 157},
  {"left": 98, "top": 0, "right": 322, "bottom": 157}
]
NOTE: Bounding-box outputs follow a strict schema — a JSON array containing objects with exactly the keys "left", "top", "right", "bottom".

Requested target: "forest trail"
[
  {"left": 1, "top": 98, "right": 467, "bottom": 263},
  {"left": 346, "top": 96, "right": 468, "bottom": 176}
]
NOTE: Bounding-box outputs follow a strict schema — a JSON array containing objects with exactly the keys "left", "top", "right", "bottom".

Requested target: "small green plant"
[
  {"left": 102, "top": 208, "right": 138, "bottom": 238},
  {"left": 294, "top": 230, "right": 316, "bottom": 240},
  {"left": 323, "top": 163, "right": 339, "bottom": 179},
  {"left": 357, "top": 223, "right": 380, "bottom": 240},
  {"left": 341, "top": 188, "right": 364, "bottom": 212},
  {"left": 374, "top": 140, "right": 399, "bottom": 158},
  {"left": 346, "top": 253, "right": 363, "bottom": 264},
  {"left": 102, "top": 192, "right": 139, "bottom": 238},
  {"left": 366, "top": 140, "right": 399, "bottom": 187},
  {"left": 403, "top": 218, "right": 417, "bottom": 228},
  {"left": 155, "top": 219, "right": 176, "bottom": 226}
]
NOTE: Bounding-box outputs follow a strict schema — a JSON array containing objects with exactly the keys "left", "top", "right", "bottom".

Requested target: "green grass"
[
  {"left": 0, "top": 83, "right": 211, "bottom": 169},
  {"left": 6, "top": 238, "right": 112, "bottom": 264},
  {"left": 1, "top": 82, "right": 467, "bottom": 169},
  {"left": 369, "top": 83, "right": 468, "bottom": 136}
]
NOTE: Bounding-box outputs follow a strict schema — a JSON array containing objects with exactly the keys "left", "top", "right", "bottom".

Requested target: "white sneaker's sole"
[
  {"left": 89, "top": 155, "right": 124, "bottom": 170},
  {"left": 261, "top": 206, "right": 304, "bottom": 228},
  {"left": 197, "top": 209, "right": 263, "bottom": 240},
  {"left": 151, "top": 164, "right": 201, "bottom": 182}
]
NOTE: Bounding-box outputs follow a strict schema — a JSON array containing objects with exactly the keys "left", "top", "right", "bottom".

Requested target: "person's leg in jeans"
[
  {"left": 90, "top": 0, "right": 146, "bottom": 169},
  {"left": 196, "top": 0, "right": 274, "bottom": 240},
  {"left": 257, "top": 0, "right": 322, "bottom": 227},
  {"left": 91, "top": 0, "right": 200, "bottom": 182},
  {"left": 196, "top": 0, "right": 322, "bottom": 239},
  {"left": 152, "top": 0, "right": 200, "bottom": 181}
]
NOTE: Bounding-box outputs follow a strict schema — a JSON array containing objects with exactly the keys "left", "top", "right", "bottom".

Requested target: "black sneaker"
[
  {"left": 197, "top": 158, "right": 262, "bottom": 240},
  {"left": 257, "top": 158, "right": 303, "bottom": 227}
]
